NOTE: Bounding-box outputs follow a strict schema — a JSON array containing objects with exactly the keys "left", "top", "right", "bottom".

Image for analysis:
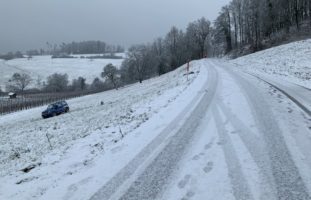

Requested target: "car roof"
[
  {"left": 49, "top": 101, "right": 67, "bottom": 106},
  {"left": 55, "top": 101, "right": 67, "bottom": 104}
]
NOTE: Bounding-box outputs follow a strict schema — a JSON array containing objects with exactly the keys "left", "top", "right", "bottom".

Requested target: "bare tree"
[
  {"left": 214, "top": 6, "right": 233, "bottom": 54},
  {"left": 187, "top": 18, "right": 211, "bottom": 58},
  {"left": 152, "top": 38, "right": 169, "bottom": 75},
  {"left": 127, "top": 45, "right": 146, "bottom": 83},
  {"left": 101, "top": 63, "right": 119, "bottom": 89},
  {"left": 9, "top": 73, "right": 32, "bottom": 92},
  {"left": 165, "top": 27, "right": 187, "bottom": 69}
]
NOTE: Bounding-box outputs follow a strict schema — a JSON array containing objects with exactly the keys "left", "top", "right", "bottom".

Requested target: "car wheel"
[{"left": 65, "top": 108, "right": 69, "bottom": 113}]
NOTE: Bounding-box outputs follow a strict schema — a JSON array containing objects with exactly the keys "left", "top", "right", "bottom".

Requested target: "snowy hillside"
[
  {"left": 230, "top": 39, "right": 311, "bottom": 89},
  {"left": 0, "top": 54, "right": 124, "bottom": 89},
  {"left": 0, "top": 60, "right": 205, "bottom": 199}
]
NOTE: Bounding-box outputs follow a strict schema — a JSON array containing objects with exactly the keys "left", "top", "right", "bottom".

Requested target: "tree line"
[
  {"left": 120, "top": 17, "right": 211, "bottom": 84},
  {"left": 0, "top": 51, "right": 24, "bottom": 60},
  {"left": 0, "top": 40, "right": 125, "bottom": 60},
  {"left": 119, "top": 0, "right": 311, "bottom": 83},
  {"left": 212, "top": 0, "right": 311, "bottom": 56},
  {"left": 2, "top": 69, "right": 118, "bottom": 95},
  {"left": 54, "top": 41, "right": 124, "bottom": 55}
]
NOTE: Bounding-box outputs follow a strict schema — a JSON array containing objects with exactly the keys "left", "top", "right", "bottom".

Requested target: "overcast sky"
[{"left": 0, "top": 0, "right": 230, "bottom": 53}]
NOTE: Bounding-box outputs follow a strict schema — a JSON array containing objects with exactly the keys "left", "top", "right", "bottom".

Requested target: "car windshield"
[{"left": 47, "top": 104, "right": 54, "bottom": 109}]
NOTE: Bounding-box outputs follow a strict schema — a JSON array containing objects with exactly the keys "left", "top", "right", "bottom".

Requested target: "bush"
[
  {"left": 44, "top": 73, "right": 69, "bottom": 92},
  {"left": 90, "top": 77, "right": 105, "bottom": 91}
]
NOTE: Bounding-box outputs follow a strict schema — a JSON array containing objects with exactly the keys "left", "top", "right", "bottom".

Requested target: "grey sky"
[{"left": 0, "top": 0, "right": 230, "bottom": 53}]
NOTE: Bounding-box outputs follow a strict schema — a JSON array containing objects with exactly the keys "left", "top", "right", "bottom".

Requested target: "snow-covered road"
[
  {"left": 164, "top": 60, "right": 311, "bottom": 200},
  {"left": 91, "top": 59, "right": 311, "bottom": 200}
]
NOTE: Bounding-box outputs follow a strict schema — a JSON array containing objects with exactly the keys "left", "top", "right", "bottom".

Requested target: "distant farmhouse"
[{"left": 8, "top": 92, "right": 17, "bottom": 99}]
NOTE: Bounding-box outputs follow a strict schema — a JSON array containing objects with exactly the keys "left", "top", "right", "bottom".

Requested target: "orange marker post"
[{"left": 186, "top": 61, "right": 190, "bottom": 81}]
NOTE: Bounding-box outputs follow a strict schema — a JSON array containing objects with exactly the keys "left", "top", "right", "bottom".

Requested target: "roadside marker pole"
[{"left": 186, "top": 61, "right": 190, "bottom": 81}]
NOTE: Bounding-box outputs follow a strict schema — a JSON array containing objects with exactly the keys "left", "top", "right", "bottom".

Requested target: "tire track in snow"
[
  {"left": 213, "top": 106, "right": 254, "bottom": 200},
  {"left": 217, "top": 100, "right": 278, "bottom": 200},
  {"left": 238, "top": 72, "right": 311, "bottom": 174},
  {"left": 216, "top": 61, "right": 311, "bottom": 200}
]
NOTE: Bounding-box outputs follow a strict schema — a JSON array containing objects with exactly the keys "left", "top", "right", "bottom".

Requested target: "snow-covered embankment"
[{"left": 230, "top": 39, "right": 311, "bottom": 89}]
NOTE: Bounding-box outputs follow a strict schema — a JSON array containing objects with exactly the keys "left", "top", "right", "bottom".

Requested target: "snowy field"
[
  {"left": 0, "top": 54, "right": 124, "bottom": 90},
  {"left": 230, "top": 39, "right": 311, "bottom": 89},
  {"left": 0, "top": 60, "right": 204, "bottom": 199}
]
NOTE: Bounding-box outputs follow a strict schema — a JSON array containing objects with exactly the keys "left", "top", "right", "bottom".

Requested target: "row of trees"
[
  {"left": 0, "top": 51, "right": 24, "bottom": 60},
  {"left": 51, "top": 41, "right": 124, "bottom": 55},
  {"left": 0, "top": 41, "right": 125, "bottom": 61},
  {"left": 212, "top": 0, "right": 311, "bottom": 55},
  {"left": 3, "top": 69, "right": 118, "bottom": 95},
  {"left": 119, "top": 0, "right": 311, "bottom": 84},
  {"left": 25, "top": 41, "right": 124, "bottom": 57},
  {"left": 120, "top": 17, "right": 211, "bottom": 84}
]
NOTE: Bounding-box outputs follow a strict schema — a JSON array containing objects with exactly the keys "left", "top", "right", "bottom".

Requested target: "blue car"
[{"left": 42, "top": 101, "right": 70, "bottom": 119}]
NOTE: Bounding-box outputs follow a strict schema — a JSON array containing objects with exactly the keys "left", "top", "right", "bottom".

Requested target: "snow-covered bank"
[
  {"left": 0, "top": 60, "right": 206, "bottom": 199},
  {"left": 230, "top": 39, "right": 311, "bottom": 89}
]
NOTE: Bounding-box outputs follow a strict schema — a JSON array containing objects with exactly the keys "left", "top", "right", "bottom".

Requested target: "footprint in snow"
[
  {"left": 204, "top": 138, "right": 215, "bottom": 150},
  {"left": 178, "top": 174, "right": 191, "bottom": 189},
  {"left": 192, "top": 155, "right": 200, "bottom": 161},
  {"left": 203, "top": 161, "right": 214, "bottom": 174},
  {"left": 181, "top": 191, "right": 195, "bottom": 200},
  {"left": 217, "top": 139, "right": 226, "bottom": 146},
  {"left": 111, "top": 144, "right": 126, "bottom": 154},
  {"left": 63, "top": 177, "right": 93, "bottom": 200},
  {"left": 204, "top": 142, "right": 214, "bottom": 150}
]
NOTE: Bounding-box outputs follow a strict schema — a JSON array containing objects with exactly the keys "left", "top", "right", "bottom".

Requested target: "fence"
[{"left": 0, "top": 89, "right": 105, "bottom": 115}]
